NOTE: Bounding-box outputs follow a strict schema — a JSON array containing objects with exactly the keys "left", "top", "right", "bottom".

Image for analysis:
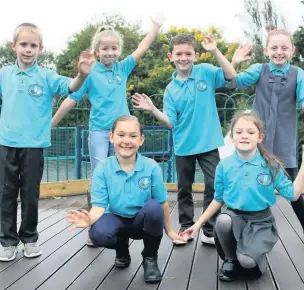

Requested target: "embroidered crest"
[
  {"left": 196, "top": 80, "right": 207, "bottom": 91},
  {"left": 256, "top": 173, "right": 272, "bottom": 186},
  {"left": 138, "top": 176, "right": 151, "bottom": 190},
  {"left": 28, "top": 84, "right": 43, "bottom": 97}
]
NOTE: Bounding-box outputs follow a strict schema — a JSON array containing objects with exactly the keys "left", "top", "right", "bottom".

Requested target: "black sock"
[
  {"left": 116, "top": 237, "right": 129, "bottom": 257},
  {"left": 142, "top": 231, "right": 163, "bottom": 258}
]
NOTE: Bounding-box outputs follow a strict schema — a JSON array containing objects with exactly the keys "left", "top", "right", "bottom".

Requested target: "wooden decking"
[{"left": 0, "top": 193, "right": 304, "bottom": 290}]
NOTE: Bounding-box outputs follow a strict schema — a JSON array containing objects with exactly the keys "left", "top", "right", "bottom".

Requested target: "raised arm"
[
  {"left": 132, "top": 93, "right": 173, "bottom": 128},
  {"left": 69, "top": 51, "right": 95, "bottom": 92},
  {"left": 202, "top": 34, "right": 236, "bottom": 80},
  {"left": 131, "top": 13, "right": 165, "bottom": 62},
  {"left": 293, "top": 145, "right": 304, "bottom": 200}
]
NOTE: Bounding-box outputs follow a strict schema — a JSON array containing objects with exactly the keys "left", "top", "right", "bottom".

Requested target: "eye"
[{"left": 31, "top": 44, "right": 38, "bottom": 48}]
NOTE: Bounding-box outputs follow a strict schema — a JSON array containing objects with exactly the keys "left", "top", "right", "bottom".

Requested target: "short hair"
[
  {"left": 13, "top": 23, "right": 43, "bottom": 45},
  {"left": 266, "top": 28, "right": 293, "bottom": 46},
  {"left": 169, "top": 34, "right": 198, "bottom": 52}
]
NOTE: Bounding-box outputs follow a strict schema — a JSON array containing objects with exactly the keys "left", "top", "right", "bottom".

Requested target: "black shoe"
[
  {"left": 218, "top": 259, "right": 239, "bottom": 282},
  {"left": 142, "top": 256, "right": 162, "bottom": 283},
  {"left": 114, "top": 256, "right": 131, "bottom": 268}
]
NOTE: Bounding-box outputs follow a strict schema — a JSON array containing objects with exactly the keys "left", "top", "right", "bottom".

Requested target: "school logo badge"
[
  {"left": 138, "top": 176, "right": 151, "bottom": 190},
  {"left": 256, "top": 173, "right": 272, "bottom": 186},
  {"left": 196, "top": 80, "right": 207, "bottom": 91},
  {"left": 28, "top": 84, "right": 43, "bottom": 97}
]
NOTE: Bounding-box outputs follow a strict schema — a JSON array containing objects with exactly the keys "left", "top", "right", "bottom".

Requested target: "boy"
[
  {"left": 132, "top": 33, "right": 236, "bottom": 245},
  {"left": 0, "top": 23, "right": 93, "bottom": 261}
]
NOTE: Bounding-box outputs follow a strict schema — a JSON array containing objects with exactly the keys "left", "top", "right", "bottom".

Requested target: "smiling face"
[
  {"left": 231, "top": 117, "right": 263, "bottom": 156},
  {"left": 110, "top": 119, "right": 144, "bottom": 160},
  {"left": 96, "top": 36, "right": 121, "bottom": 68},
  {"left": 264, "top": 33, "right": 295, "bottom": 68},
  {"left": 11, "top": 28, "right": 43, "bottom": 70}
]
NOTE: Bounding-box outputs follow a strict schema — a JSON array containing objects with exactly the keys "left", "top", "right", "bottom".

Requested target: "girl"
[
  {"left": 52, "top": 14, "right": 165, "bottom": 245},
  {"left": 65, "top": 115, "right": 185, "bottom": 284},
  {"left": 228, "top": 29, "right": 304, "bottom": 231},
  {"left": 183, "top": 112, "right": 304, "bottom": 282}
]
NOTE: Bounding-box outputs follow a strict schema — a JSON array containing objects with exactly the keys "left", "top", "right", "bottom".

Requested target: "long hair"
[{"left": 230, "top": 111, "right": 288, "bottom": 179}]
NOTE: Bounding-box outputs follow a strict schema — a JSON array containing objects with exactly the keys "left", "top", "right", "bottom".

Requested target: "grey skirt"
[{"left": 215, "top": 207, "right": 279, "bottom": 273}]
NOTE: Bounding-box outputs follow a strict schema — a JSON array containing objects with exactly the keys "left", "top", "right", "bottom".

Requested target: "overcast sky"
[{"left": 0, "top": 0, "right": 303, "bottom": 54}]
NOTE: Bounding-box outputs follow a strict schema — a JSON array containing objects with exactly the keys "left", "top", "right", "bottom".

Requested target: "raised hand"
[
  {"left": 201, "top": 34, "right": 217, "bottom": 53},
  {"left": 65, "top": 209, "right": 92, "bottom": 231},
  {"left": 132, "top": 93, "right": 155, "bottom": 111},
  {"left": 77, "top": 50, "right": 95, "bottom": 76},
  {"left": 232, "top": 44, "right": 252, "bottom": 66},
  {"left": 150, "top": 12, "right": 166, "bottom": 27}
]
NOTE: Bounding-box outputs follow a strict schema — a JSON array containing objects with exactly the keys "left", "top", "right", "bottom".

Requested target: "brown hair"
[
  {"left": 230, "top": 111, "right": 287, "bottom": 179},
  {"left": 111, "top": 115, "right": 144, "bottom": 136},
  {"left": 169, "top": 34, "right": 198, "bottom": 52},
  {"left": 266, "top": 28, "right": 293, "bottom": 46},
  {"left": 13, "top": 23, "right": 43, "bottom": 45}
]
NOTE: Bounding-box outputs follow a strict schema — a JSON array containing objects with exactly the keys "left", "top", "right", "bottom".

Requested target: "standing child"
[
  {"left": 66, "top": 115, "right": 185, "bottom": 283},
  {"left": 51, "top": 14, "right": 165, "bottom": 175},
  {"left": 183, "top": 112, "right": 304, "bottom": 282},
  {"left": 0, "top": 23, "right": 93, "bottom": 261},
  {"left": 132, "top": 33, "right": 236, "bottom": 245},
  {"left": 229, "top": 29, "right": 304, "bottom": 230}
]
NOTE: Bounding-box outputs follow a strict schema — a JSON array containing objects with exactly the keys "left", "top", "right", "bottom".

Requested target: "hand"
[
  {"left": 77, "top": 50, "right": 95, "bottom": 76},
  {"left": 167, "top": 230, "right": 187, "bottom": 243},
  {"left": 201, "top": 34, "right": 217, "bottom": 53},
  {"left": 182, "top": 223, "right": 201, "bottom": 239},
  {"left": 132, "top": 93, "right": 155, "bottom": 111},
  {"left": 232, "top": 44, "right": 252, "bottom": 66},
  {"left": 65, "top": 209, "right": 92, "bottom": 231},
  {"left": 150, "top": 12, "right": 166, "bottom": 27}
]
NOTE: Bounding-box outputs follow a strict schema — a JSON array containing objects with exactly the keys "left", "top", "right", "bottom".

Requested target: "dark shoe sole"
[{"left": 144, "top": 277, "right": 162, "bottom": 283}]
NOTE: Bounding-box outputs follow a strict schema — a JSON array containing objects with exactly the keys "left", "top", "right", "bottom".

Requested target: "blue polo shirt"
[
  {"left": 163, "top": 63, "right": 226, "bottom": 156},
  {"left": 90, "top": 153, "right": 168, "bottom": 218},
  {"left": 214, "top": 150, "right": 294, "bottom": 211},
  {"left": 235, "top": 62, "right": 304, "bottom": 108},
  {"left": 69, "top": 55, "right": 136, "bottom": 131},
  {"left": 0, "top": 61, "right": 71, "bottom": 148}
]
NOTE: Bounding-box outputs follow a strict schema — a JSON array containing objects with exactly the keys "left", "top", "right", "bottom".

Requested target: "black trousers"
[
  {"left": 175, "top": 149, "right": 220, "bottom": 237},
  {"left": 286, "top": 168, "right": 304, "bottom": 230},
  {"left": 0, "top": 145, "right": 44, "bottom": 247}
]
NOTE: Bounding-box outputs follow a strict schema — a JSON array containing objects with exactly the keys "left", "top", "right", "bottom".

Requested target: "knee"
[
  {"left": 237, "top": 252, "right": 257, "bottom": 269},
  {"left": 143, "top": 200, "right": 164, "bottom": 221},
  {"left": 215, "top": 214, "right": 233, "bottom": 233},
  {"left": 89, "top": 226, "right": 117, "bottom": 249}
]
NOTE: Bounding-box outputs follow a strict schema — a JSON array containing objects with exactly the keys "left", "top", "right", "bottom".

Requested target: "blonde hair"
[
  {"left": 112, "top": 115, "right": 144, "bottom": 136},
  {"left": 230, "top": 111, "right": 287, "bottom": 179},
  {"left": 91, "top": 26, "right": 123, "bottom": 55},
  {"left": 13, "top": 23, "right": 43, "bottom": 45},
  {"left": 266, "top": 28, "right": 293, "bottom": 46}
]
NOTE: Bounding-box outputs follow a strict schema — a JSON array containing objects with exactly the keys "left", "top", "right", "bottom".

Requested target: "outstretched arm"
[
  {"left": 132, "top": 93, "right": 173, "bottom": 128},
  {"left": 131, "top": 13, "right": 165, "bottom": 62},
  {"left": 52, "top": 97, "right": 77, "bottom": 128},
  {"left": 202, "top": 34, "right": 236, "bottom": 80}
]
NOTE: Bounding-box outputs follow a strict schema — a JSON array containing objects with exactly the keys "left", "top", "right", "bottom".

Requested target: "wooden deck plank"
[
  {"left": 157, "top": 205, "right": 202, "bottom": 290},
  {"left": 246, "top": 265, "right": 277, "bottom": 290}
]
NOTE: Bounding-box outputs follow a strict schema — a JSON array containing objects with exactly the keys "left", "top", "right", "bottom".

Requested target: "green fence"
[{"left": 43, "top": 93, "right": 304, "bottom": 182}]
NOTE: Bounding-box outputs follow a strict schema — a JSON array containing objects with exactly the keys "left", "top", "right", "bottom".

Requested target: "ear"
[
  {"left": 194, "top": 52, "right": 200, "bottom": 62},
  {"left": 258, "top": 133, "right": 264, "bottom": 144},
  {"left": 11, "top": 42, "right": 16, "bottom": 52},
  {"left": 263, "top": 47, "right": 268, "bottom": 56},
  {"left": 292, "top": 45, "right": 296, "bottom": 55},
  {"left": 167, "top": 52, "right": 173, "bottom": 62},
  {"left": 139, "top": 135, "right": 145, "bottom": 146},
  {"left": 39, "top": 45, "right": 44, "bottom": 53},
  {"left": 109, "top": 132, "right": 114, "bottom": 144},
  {"left": 230, "top": 132, "right": 235, "bottom": 144}
]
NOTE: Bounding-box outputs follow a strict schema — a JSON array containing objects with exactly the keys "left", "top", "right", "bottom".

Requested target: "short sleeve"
[
  {"left": 151, "top": 163, "right": 168, "bottom": 203},
  {"left": 90, "top": 162, "right": 109, "bottom": 208}
]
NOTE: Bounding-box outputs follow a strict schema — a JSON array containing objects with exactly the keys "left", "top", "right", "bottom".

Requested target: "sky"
[{"left": 0, "top": 0, "right": 303, "bottom": 54}]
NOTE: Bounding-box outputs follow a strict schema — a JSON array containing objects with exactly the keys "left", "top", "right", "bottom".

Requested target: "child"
[
  {"left": 183, "top": 112, "right": 304, "bottom": 281},
  {"left": 229, "top": 29, "right": 304, "bottom": 231},
  {"left": 0, "top": 23, "right": 93, "bottom": 261},
  {"left": 52, "top": 16, "right": 165, "bottom": 247},
  {"left": 131, "top": 33, "right": 236, "bottom": 245},
  {"left": 65, "top": 115, "right": 185, "bottom": 283},
  {"left": 51, "top": 13, "right": 165, "bottom": 174}
]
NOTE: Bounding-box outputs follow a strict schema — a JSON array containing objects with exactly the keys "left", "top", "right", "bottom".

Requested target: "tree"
[
  {"left": 0, "top": 42, "right": 56, "bottom": 69},
  {"left": 238, "top": 0, "right": 286, "bottom": 63}
]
